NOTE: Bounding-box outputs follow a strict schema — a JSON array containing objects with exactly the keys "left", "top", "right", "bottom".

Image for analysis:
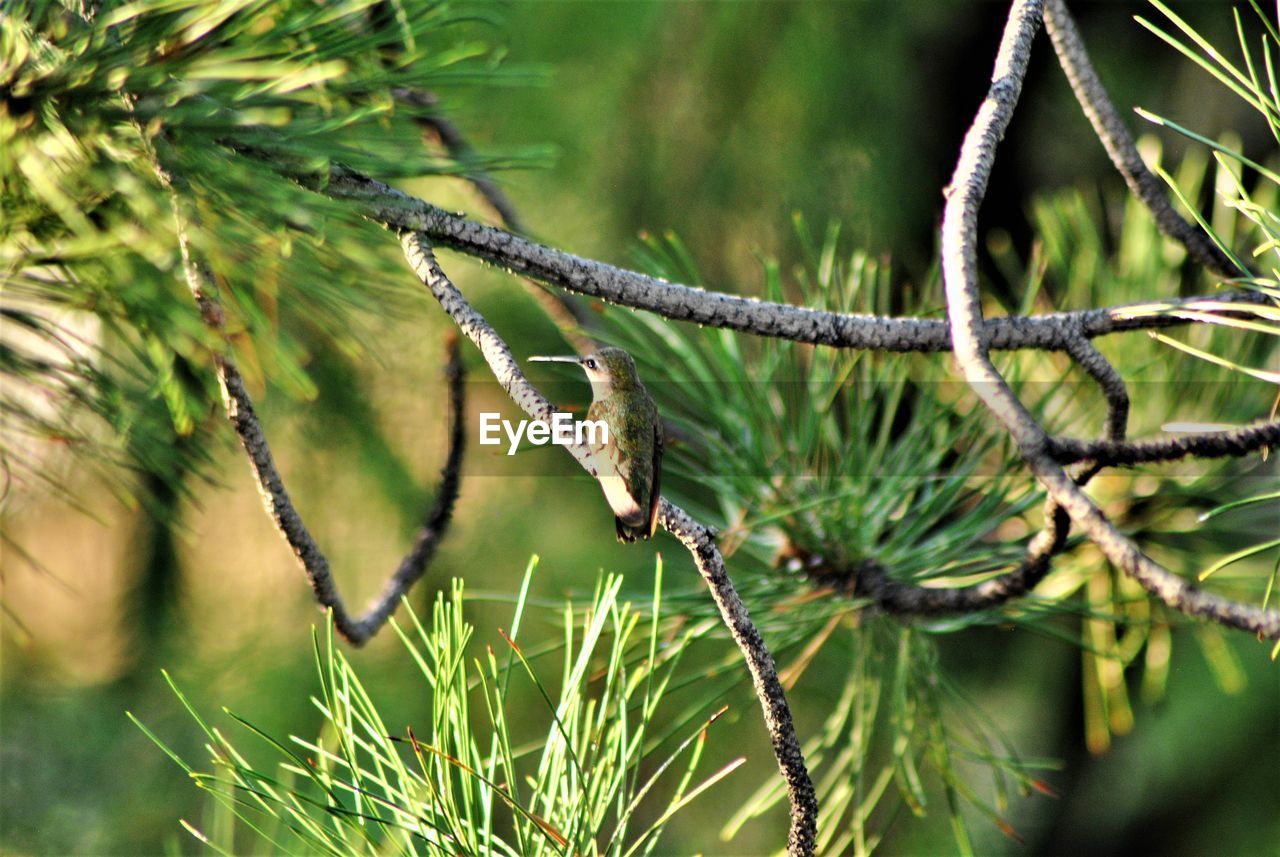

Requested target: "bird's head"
[{"left": 530, "top": 346, "right": 640, "bottom": 399}]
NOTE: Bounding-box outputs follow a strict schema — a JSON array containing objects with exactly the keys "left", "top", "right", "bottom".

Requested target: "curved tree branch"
[
  {"left": 142, "top": 126, "right": 466, "bottom": 646},
  {"left": 398, "top": 231, "right": 818, "bottom": 855},
  {"left": 1043, "top": 0, "right": 1244, "bottom": 279},
  {"left": 940, "top": 0, "right": 1280, "bottom": 639},
  {"left": 391, "top": 86, "right": 598, "bottom": 353},
  {"left": 813, "top": 503, "right": 1069, "bottom": 616},
  {"left": 1064, "top": 336, "right": 1130, "bottom": 444},
  {"left": 343, "top": 334, "right": 467, "bottom": 640},
  {"left": 838, "top": 332, "right": 1128, "bottom": 617}
]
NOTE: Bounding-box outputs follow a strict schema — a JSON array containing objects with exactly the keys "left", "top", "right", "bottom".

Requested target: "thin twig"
[
  {"left": 142, "top": 125, "right": 465, "bottom": 646},
  {"left": 390, "top": 86, "right": 597, "bottom": 353},
  {"left": 659, "top": 503, "right": 819, "bottom": 854},
  {"left": 1060, "top": 334, "right": 1128, "bottom": 488},
  {"left": 393, "top": 88, "right": 527, "bottom": 233},
  {"left": 1064, "top": 336, "right": 1129, "bottom": 444},
  {"left": 345, "top": 334, "right": 467, "bottom": 640},
  {"left": 805, "top": 504, "right": 1069, "bottom": 615},
  {"left": 1051, "top": 418, "right": 1280, "bottom": 466},
  {"left": 1043, "top": 0, "right": 1243, "bottom": 279},
  {"left": 940, "top": 0, "right": 1280, "bottom": 639},
  {"left": 844, "top": 338, "right": 1127, "bottom": 617},
  {"left": 398, "top": 231, "right": 818, "bottom": 855}
]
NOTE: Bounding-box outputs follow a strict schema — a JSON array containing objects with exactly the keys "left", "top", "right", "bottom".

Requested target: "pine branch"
[
  {"left": 1064, "top": 337, "right": 1130, "bottom": 444},
  {"left": 1050, "top": 420, "right": 1280, "bottom": 466},
  {"left": 209, "top": 39, "right": 1274, "bottom": 636},
  {"left": 398, "top": 232, "right": 819, "bottom": 856},
  {"left": 845, "top": 331, "right": 1139, "bottom": 616},
  {"left": 1043, "top": 0, "right": 1245, "bottom": 279},
  {"left": 810, "top": 503, "right": 1068, "bottom": 615},
  {"left": 142, "top": 126, "right": 466, "bottom": 646},
  {"left": 391, "top": 88, "right": 597, "bottom": 353},
  {"left": 320, "top": 164, "right": 1268, "bottom": 352},
  {"left": 940, "top": 0, "right": 1280, "bottom": 640}
]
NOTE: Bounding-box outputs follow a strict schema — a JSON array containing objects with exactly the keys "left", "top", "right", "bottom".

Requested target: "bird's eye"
[{"left": 585, "top": 359, "right": 597, "bottom": 370}]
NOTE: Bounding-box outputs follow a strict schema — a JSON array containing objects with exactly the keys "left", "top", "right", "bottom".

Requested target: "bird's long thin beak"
[{"left": 529, "top": 355, "right": 583, "bottom": 365}]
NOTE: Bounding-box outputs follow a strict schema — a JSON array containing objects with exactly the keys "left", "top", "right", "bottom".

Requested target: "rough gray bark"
[
  {"left": 940, "top": 0, "right": 1280, "bottom": 639},
  {"left": 399, "top": 232, "right": 819, "bottom": 854}
]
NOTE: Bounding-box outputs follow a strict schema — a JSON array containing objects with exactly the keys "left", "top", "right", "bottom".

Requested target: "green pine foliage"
[
  {"left": 581, "top": 145, "right": 1276, "bottom": 849},
  {"left": 589, "top": 225, "right": 1050, "bottom": 853},
  {"left": 1, "top": 0, "right": 536, "bottom": 500},
  {"left": 132, "top": 558, "right": 737, "bottom": 856},
  {"left": 3, "top": 1, "right": 1277, "bottom": 855},
  {"left": 1133, "top": 0, "right": 1280, "bottom": 635},
  {"left": 617, "top": 222, "right": 1039, "bottom": 601}
]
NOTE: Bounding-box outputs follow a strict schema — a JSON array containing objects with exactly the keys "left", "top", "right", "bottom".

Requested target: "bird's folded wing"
[{"left": 592, "top": 436, "right": 645, "bottom": 526}]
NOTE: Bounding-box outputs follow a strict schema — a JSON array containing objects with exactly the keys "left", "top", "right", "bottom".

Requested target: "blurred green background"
[{"left": 2, "top": 2, "right": 1278, "bottom": 855}]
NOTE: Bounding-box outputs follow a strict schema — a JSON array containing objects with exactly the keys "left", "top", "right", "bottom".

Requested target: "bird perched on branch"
[{"left": 530, "top": 347, "right": 663, "bottom": 542}]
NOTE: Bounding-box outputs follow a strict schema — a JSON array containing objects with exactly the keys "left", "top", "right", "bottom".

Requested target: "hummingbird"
[{"left": 530, "top": 347, "right": 663, "bottom": 542}]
